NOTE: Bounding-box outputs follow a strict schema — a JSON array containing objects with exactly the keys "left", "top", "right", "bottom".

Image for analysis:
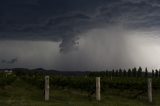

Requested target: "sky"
[{"left": 1, "top": 0, "right": 160, "bottom": 71}]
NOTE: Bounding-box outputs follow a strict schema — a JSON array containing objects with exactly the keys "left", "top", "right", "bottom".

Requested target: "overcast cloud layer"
[{"left": 1, "top": 0, "right": 160, "bottom": 71}]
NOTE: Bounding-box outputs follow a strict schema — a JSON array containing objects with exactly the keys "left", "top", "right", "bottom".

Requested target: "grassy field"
[{"left": 0, "top": 78, "right": 160, "bottom": 106}]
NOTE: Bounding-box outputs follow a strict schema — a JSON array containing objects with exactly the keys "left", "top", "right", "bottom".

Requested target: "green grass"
[{"left": 0, "top": 78, "right": 159, "bottom": 106}]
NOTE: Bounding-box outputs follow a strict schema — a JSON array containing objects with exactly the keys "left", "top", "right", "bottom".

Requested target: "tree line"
[{"left": 89, "top": 67, "right": 160, "bottom": 77}]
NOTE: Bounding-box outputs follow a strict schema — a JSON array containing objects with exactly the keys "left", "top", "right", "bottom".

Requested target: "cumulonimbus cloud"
[{"left": 0, "top": 0, "right": 160, "bottom": 53}]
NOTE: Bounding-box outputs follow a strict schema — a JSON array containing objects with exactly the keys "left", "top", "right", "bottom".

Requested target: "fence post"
[
  {"left": 148, "top": 78, "right": 152, "bottom": 103},
  {"left": 96, "top": 77, "right": 101, "bottom": 101},
  {"left": 45, "top": 75, "right": 49, "bottom": 101}
]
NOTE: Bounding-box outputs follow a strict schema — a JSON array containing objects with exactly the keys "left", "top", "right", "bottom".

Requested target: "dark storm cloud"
[{"left": 0, "top": 0, "right": 160, "bottom": 52}]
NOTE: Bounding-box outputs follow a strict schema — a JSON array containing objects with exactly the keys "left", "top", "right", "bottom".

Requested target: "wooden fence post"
[
  {"left": 45, "top": 75, "right": 49, "bottom": 101},
  {"left": 96, "top": 77, "right": 101, "bottom": 101},
  {"left": 148, "top": 78, "right": 152, "bottom": 103}
]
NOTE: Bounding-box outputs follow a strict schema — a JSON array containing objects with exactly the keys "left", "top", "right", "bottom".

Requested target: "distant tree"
[
  {"left": 145, "top": 67, "right": 148, "bottom": 77},
  {"left": 119, "top": 69, "right": 123, "bottom": 77},
  {"left": 137, "top": 66, "right": 142, "bottom": 77},
  {"left": 155, "top": 69, "right": 159, "bottom": 77},
  {"left": 115, "top": 70, "right": 118, "bottom": 77},
  {"left": 108, "top": 71, "right": 112, "bottom": 77},
  {"left": 112, "top": 69, "right": 115, "bottom": 77},
  {"left": 152, "top": 70, "right": 155, "bottom": 77},
  {"left": 123, "top": 69, "right": 127, "bottom": 77},
  {"left": 105, "top": 70, "right": 109, "bottom": 76},
  {"left": 159, "top": 69, "right": 160, "bottom": 77},
  {"left": 132, "top": 67, "right": 137, "bottom": 77},
  {"left": 128, "top": 69, "right": 132, "bottom": 77},
  {"left": 100, "top": 71, "right": 105, "bottom": 77}
]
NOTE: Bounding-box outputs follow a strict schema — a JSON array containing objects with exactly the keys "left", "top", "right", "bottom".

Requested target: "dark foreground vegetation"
[{"left": 0, "top": 67, "right": 160, "bottom": 106}]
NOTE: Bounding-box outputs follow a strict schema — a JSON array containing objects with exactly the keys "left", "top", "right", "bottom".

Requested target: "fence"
[{"left": 44, "top": 76, "right": 153, "bottom": 103}]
